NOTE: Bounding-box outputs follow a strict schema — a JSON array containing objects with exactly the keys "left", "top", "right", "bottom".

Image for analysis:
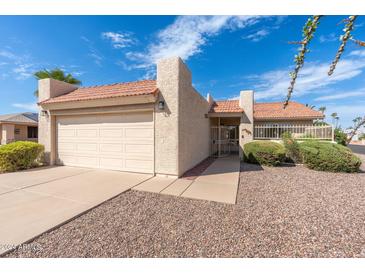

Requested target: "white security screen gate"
[{"left": 210, "top": 126, "right": 238, "bottom": 157}]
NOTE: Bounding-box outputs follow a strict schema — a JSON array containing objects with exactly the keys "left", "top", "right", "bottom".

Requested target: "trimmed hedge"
[
  {"left": 244, "top": 141, "right": 286, "bottom": 166},
  {"left": 0, "top": 141, "right": 44, "bottom": 172},
  {"left": 299, "top": 141, "right": 361, "bottom": 173}
]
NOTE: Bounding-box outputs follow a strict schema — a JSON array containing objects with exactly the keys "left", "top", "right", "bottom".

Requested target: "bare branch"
[
  {"left": 350, "top": 38, "right": 365, "bottom": 47},
  {"left": 283, "top": 15, "right": 322, "bottom": 109},
  {"left": 328, "top": 15, "right": 357, "bottom": 76}
]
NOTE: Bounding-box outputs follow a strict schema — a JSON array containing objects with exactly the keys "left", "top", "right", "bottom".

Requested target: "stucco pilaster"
[{"left": 239, "top": 90, "right": 254, "bottom": 159}]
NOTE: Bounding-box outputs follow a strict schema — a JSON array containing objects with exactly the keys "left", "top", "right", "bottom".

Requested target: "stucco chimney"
[
  {"left": 206, "top": 93, "right": 214, "bottom": 108},
  {"left": 239, "top": 90, "right": 254, "bottom": 122},
  {"left": 38, "top": 78, "right": 78, "bottom": 103},
  {"left": 239, "top": 90, "right": 254, "bottom": 159},
  {"left": 155, "top": 57, "right": 188, "bottom": 176},
  {"left": 38, "top": 79, "right": 77, "bottom": 165}
]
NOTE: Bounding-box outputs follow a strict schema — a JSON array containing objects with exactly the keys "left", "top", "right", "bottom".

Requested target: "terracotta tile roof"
[
  {"left": 254, "top": 102, "right": 324, "bottom": 120},
  {"left": 209, "top": 100, "right": 244, "bottom": 113},
  {"left": 40, "top": 80, "right": 158, "bottom": 104},
  {"left": 209, "top": 100, "right": 324, "bottom": 120}
]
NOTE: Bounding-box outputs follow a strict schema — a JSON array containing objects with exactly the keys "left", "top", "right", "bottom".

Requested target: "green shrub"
[
  {"left": 0, "top": 141, "right": 44, "bottom": 172},
  {"left": 334, "top": 128, "right": 347, "bottom": 146},
  {"left": 299, "top": 141, "right": 361, "bottom": 173},
  {"left": 244, "top": 141, "right": 286, "bottom": 166},
  {"left": 281, "top": 132, "right": 302, "bottom": 163}
]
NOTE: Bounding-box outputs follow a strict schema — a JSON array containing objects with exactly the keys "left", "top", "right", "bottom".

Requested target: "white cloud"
[
  {"left": 241, "top": 17, "right": 284, "bottom": 43},
  {"left": 242, "top": 29, "right": 270, "bottom": 42},
  {"left": 0, "top": 49, "right": 18, "bottom": 60},
  {"left": 319, "top": 33, "right": 338, "bottom": 43},
  {"left": 101, "top": 32, "right": 136, "bottom": 49},
  {"left": 0, "top": 48, "right": 36, "bottom": 80},
  {"left": 314, "top": 88, "right": 365, "bottom": 101},
  {"left": 81, "top": 36, "right": 104, "bottom": 66},
  {"left": 239, "top": 53, "right": 365, "bottom": 101},
  {"left": 13, "top": 63, "right": 34, "bottom": 80},
  {"left": 89, "top": 51, "right": 103, "bottom": 66},
  {"left": 126, "top": 16, "right": 263, "bottom": 73},
  {"left": 12, "top": 102, "right": 38, "bottom": 112},
  {"left": 349, "top": 49, "right": 365, "bottom": 57}
]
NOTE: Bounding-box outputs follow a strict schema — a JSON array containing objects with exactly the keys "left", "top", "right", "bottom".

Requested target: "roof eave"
[
  {"left": 254, "top": 116, "right": 323, "bottom": 121},
  {"left": 40, "top": 93, "right": 158, "bottom": 111}
]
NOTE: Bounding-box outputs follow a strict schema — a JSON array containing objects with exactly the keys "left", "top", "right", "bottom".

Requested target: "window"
[
  {"left": 14, "top": 128, "right": 20, "bottom": 135},
  {"left": 27, "top": 126, "right": 38, "bottom": 139}
]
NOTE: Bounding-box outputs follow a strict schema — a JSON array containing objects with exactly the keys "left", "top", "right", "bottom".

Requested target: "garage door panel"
[
  {"left": 58, "top": 129, "right": 76, "bottom": 137},
  {"left": 125, "top": 128, "right": 153, "bottom": 138},
  {"left": 57, "top": 142, "right": 76, "bottom": 152},
  {"left": 99, "top": 143, "right": 123, "bottom": 153},
  {"left": 99, "top": 128, "right": 123, "bottom": 138},
  {"left": 76, "top": 143, "right": 98, "bottom": 152},
  {"left": 57, "top": 112, "right": 154, "bottom": 173},
  {"left": 58, "top": 115, "right": 98, "bottom": 125},
  {"left": 76, "top": 129, "right": 98, "bottom": 138},
  {"left": 125, "top": 144, "right": 153, "bottom": 155}
]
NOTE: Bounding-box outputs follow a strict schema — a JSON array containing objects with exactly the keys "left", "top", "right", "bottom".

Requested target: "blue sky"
[{"left": 0, "top": 15, "right": 364, "bottom": 128}]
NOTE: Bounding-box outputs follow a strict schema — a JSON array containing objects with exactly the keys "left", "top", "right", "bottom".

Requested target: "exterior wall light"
[
  {"left": 41, "top": 110, "right": 49, "bottom": 117},
  {"left": 158, "top": 100, "right": 165, "bottom": 110}
]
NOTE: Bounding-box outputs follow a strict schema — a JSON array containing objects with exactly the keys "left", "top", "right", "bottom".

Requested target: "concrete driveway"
[{"left": 0, "top": 166, "right": 152, "bottom": 255}]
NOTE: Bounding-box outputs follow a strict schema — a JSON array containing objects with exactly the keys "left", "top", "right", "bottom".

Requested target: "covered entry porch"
[{"left": 209, "top": 115, "right": 241, "bottom": 158}]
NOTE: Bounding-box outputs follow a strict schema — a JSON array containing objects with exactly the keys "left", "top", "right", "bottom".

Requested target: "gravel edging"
[{"left": 4, "top": 163, "right": 365, "bottom": 258}]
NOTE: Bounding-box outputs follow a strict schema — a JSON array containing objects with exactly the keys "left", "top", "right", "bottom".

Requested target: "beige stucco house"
[
  {"left": 38, "top": 57, "right": 324, "bottom": 177},
  {"left": 0, "top": 112, "right": 38, "bottom": 145}
]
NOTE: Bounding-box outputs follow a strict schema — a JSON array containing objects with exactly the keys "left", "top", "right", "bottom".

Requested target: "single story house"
[
  {"left": 38, "top": 57, "right": 324, "bottom": 177},
  {"left": 0, "top": 112, "right": 38, "bottom": 145}
]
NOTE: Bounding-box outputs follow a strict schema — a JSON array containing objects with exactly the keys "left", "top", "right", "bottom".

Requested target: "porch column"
[{"left": 239, "top": 90, "right": 254, "bottom": 160}]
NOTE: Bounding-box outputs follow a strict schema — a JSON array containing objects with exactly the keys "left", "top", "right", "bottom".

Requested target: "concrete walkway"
[
  {"left": 0, "top": 166, "right": 152, "bottom": 255},
  {"left": 133, "top": 155, "right": 240, "bottom": 204},
  {"left": 181, "top": 156, "right": 240, "bottom": 204}
]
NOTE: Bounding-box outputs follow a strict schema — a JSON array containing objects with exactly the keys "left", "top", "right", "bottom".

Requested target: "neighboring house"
[
  {"left": 38, "top": 57, "right": 324, "bottom": 177},
  {"left": 0, "top": 112, "right": 38, "bottom": 145}
]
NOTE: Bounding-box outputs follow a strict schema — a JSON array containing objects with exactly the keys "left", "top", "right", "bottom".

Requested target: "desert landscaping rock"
[{"left": 5, "top": 163, "right": 365, "bottom": 258}]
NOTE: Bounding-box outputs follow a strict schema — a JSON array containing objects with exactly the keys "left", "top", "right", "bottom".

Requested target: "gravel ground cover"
[{"left": 5, "top": 163, "right": 365, "bottom": 258}]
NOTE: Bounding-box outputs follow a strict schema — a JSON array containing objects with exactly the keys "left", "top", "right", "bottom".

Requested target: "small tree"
[
  {"left": 347, "top": 116, "right": 365, "bottom": 144},
  {"left": 331, "top": 112, "right": 339, "bottom": 128},
  {"left": 305, "top": 103, "right": 315, "bottom": 109},
  {"left": 318, "top": 106, "right": 326, "bottom": 114}
]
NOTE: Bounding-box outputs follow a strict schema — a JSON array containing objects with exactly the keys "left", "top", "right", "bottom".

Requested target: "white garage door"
[{"left": 56, "top": 112, "right": 154, "bottom": 173}]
